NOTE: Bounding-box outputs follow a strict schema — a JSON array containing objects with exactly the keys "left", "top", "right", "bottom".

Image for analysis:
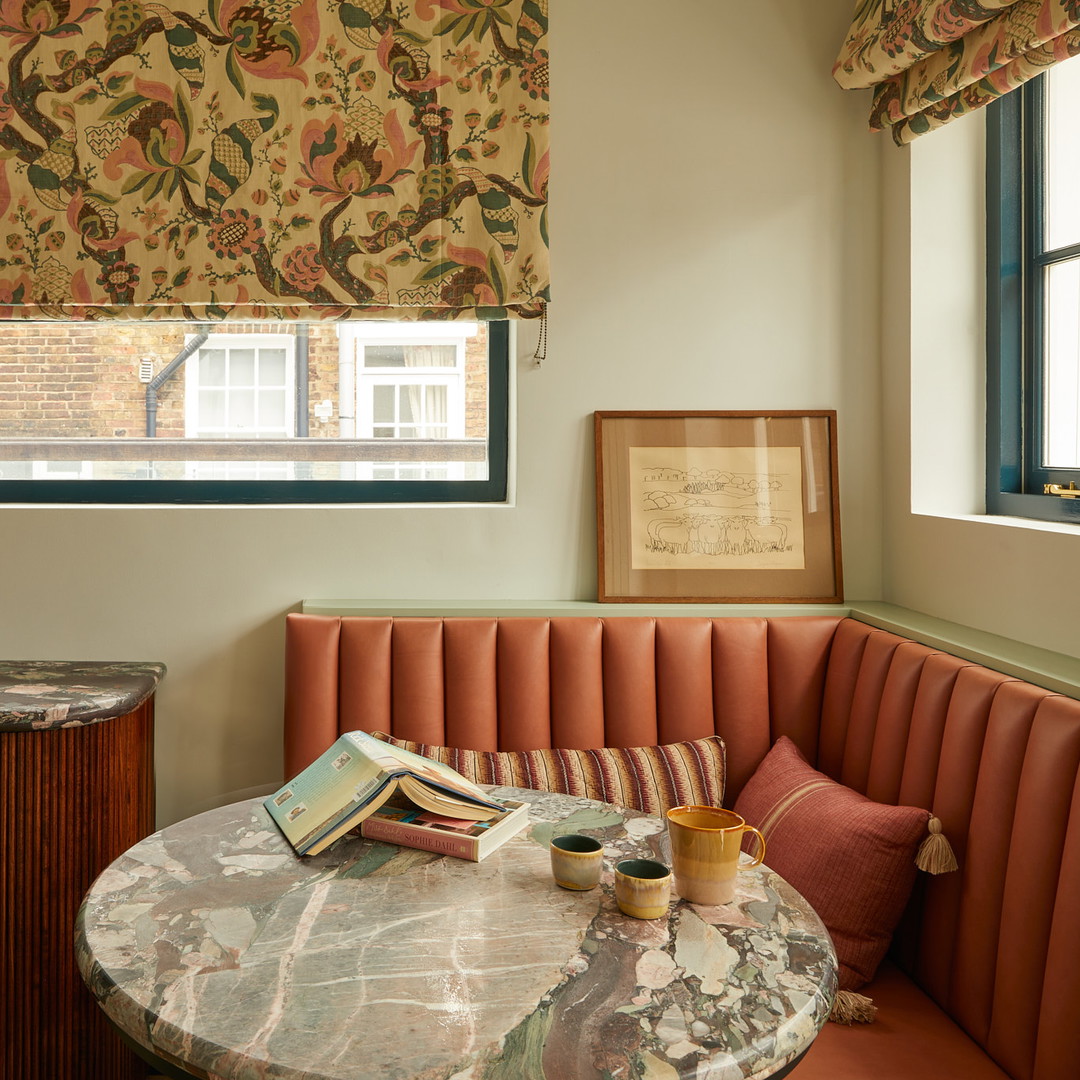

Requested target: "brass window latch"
[{"left": 1044, "top": 481, "right": 1080, "bottom": 498}]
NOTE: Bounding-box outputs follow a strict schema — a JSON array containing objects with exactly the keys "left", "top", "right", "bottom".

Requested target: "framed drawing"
[{"left": 594, "top": 411, "right": 843, "bottom": 603}]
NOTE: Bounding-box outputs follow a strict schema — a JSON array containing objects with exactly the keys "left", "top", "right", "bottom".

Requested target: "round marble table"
[{"left": 76, "top": 787, "right": 837, "bottom": 1080}]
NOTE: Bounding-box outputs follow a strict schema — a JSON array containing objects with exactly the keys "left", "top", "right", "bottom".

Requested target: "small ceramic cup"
[
  {"left": 550, "top": 833, "right": 604, "bottom": 890},
  {"left": 614, "top": 858, "right": 672, "bottom": 919}
]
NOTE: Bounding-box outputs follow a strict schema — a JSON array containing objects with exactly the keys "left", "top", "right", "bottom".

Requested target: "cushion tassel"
[
  {"left": 915, "top": 815, "right": 958, "bottom": 874},
  {"left": 830, "top": 990, "right": 878, "bottom": 1024}
]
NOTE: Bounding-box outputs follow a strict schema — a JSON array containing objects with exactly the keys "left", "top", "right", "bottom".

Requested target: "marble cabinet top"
[
  {"left": 77, "top": 788, "right": 837, "bottom": 1080},
  {"left": 0, "top": 661, "right": 165, "bottom": 731}
]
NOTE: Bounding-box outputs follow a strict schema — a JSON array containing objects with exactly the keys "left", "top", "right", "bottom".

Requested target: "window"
[
  {"left": 186, "top": 336, "right": 295, "bottom": 440},
  {"left": 182, "top": 334, "right": 295, "bottom": 481},
  {"left": 341, "top": 323, "right": 473, "bottom": 482},
  {"left": 987, "top": 61, "right": 1080, "bottom": 523},
  {"left": 0, "top": 321, "right": 509, "bottom": 503}
]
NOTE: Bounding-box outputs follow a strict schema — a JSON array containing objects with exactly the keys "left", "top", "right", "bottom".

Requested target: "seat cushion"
[
  {"left": 792, "top": 963, "right": 1010, "bottom": 1079},
  {"left": 732, "top": 736, "right": 930, "bottom": 990},
  {"left": 371, "top": 732, "right": 726, "bottom": 816}
]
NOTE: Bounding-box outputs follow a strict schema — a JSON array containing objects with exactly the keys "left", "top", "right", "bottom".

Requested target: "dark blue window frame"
[
  {"left": 0, "top": 321, "right": 509, "bottom": 505},
  {"left": 987, "top": 80, "right": 1080, "bottom": 524}
]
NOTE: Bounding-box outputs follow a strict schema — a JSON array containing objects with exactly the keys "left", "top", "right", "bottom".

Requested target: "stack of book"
[{"left": 361, "top": 798, "right": 529, "bottom": 861}]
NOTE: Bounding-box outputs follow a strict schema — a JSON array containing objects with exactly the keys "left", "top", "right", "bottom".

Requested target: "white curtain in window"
[
  {"left": 426, "top": 386, "right": 449, "bottom": 437},
  {"left": 402, "top": 345, "right": 455, "bottom": 368},
  {"left": 403, "top": 344, "right": 453, "bottom": 437}
]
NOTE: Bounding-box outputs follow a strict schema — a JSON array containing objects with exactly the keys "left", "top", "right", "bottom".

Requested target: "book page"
[
  {"left": 353, "top": 731, "right": 502, "bottom": 810},
  {"left": 397, "top": 774, "right": 501, "bottom": 819}
]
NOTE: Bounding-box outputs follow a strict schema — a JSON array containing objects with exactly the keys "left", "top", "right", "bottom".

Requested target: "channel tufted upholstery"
[
  {"left": 284, "top": 614, "right": 839, "bottom": 800},
  {"left": 283, "top": 612, "right": 1080, "bottom": 1080}
]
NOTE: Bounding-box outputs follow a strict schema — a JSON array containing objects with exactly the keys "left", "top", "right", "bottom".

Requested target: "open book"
[{"left": 265, "top": 730, "right": 505, "bottom": 856}]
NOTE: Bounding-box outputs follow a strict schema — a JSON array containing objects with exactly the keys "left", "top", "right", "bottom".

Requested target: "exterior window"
[
  {"left": 987, "top": 61, "right": 1080, "bottom": 523},
  {"left": 340, "top": 322, "right": 476, "bottom": 482},
  {"left": 185, "top": 336, "right": 295, "bottom": 440},
  {"left": 0, "top": 321, "right": 508, "bottom": 503}
]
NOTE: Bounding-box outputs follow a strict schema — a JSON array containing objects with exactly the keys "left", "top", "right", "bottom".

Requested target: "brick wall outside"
[
  {"left": 307, "top": 327, "right": 341, "bottom": 439},
  {"left": 465, "top": 323, "right": 488, "bottom": 440},
  {"left": 0, "top": 322, "right": 490, "bottom": 440},
  {"left": 0, "top": 323, "right": 174, "bottom": 438}
]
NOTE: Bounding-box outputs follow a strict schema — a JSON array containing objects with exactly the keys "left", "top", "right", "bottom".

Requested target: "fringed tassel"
[
  {"left": 916, "top": 815, "right": 959, "bottom": 875},
  {"left": 830, "top": 990, "right": 877, "bottom": 1025}
]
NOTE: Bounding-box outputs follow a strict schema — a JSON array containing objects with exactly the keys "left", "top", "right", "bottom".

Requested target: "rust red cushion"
[
  {"left": 371, "top": 732, "right": 726, "bottom": 816},
  {"left": 733, "top": 736, "right": 930, "bottom": 991}
]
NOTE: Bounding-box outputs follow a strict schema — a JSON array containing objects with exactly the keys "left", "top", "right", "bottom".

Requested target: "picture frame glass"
[{"left": 595, "top": 411, "right": 842, "bottom": 603}]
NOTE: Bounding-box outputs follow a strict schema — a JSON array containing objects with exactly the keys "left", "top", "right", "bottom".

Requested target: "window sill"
[{"left": 913, "top": 508, "right": 1080, "bottom": 535}]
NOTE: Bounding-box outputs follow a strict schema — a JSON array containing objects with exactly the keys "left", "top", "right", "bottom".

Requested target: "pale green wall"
[{"left": 0, "top": 1, "right": 884, "bottom": 826}]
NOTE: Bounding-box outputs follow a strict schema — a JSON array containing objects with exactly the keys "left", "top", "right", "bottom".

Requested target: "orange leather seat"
[
  {"left": 796, "top": 964, "right": 1012, "bottom": 1079},
  {"left": 283, "top": 612, "right": 1080, "bottom": 1080}
]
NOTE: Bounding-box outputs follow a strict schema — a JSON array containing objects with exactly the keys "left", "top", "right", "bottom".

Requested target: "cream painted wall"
[
  {"left": 0, "top": 1, "right": 883, "bottom": 826},
  {"left": 882, "top": 112, "right": 1080, "bottom": 658}
]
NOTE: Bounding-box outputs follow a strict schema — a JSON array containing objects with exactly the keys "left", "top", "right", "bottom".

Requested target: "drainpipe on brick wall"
[
  {"left": 145, "top": 328, "right": 210, "bottom": 437},
  {"left": 295, "top": 323, "right": 309, "bottom": 437}
]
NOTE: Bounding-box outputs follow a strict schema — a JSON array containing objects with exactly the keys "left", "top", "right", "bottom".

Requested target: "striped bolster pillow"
[{"left": 371, "top": 732, "right": 726, "bottom": 816}]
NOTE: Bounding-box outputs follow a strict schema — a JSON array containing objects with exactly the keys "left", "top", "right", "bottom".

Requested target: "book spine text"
[{"left": 362, "top": 819, "right": 475, "bottom": 860}]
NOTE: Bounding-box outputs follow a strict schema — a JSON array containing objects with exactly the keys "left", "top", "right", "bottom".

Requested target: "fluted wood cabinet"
[{"left": 0, "top": 661, "right": 163, "bottom": 1080}]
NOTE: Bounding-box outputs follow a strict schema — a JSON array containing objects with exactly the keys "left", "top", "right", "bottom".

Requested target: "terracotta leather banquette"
[{"left": 284, "top": 612, "right": 1080, "bottom": 1080}]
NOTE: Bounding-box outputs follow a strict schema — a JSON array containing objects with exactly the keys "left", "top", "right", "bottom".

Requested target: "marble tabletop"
[
  {"left": 0, "top": 661, "right": 166, "bottom": 731},
  {"left": 76, "top": 787, "right": 837, "bottom": 1080}
]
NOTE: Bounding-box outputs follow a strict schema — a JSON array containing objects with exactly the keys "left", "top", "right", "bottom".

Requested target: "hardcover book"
[
  {"left": 361, "top": 798, "right": 530, "bottom": 862},
  {"left": 265, "top": 730, "right": 505, "bottom": 856}
]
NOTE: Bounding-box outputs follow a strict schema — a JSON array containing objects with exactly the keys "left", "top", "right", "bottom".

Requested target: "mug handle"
[{"left": 742, "top": 825, "right": 766, "bottom": 868}]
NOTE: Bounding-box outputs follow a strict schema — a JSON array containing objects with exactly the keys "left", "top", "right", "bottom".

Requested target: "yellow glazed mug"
[{"left": 665, "top": 805, "right": 766, "bottom": 905}]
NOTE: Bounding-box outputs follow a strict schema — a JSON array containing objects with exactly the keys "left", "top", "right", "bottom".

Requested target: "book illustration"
[
  {"left": 628, "top": 445, "right": 806, "bottom": 571},
  {"left": 264, "top": 730, "right": 505, "bottom": 857}
]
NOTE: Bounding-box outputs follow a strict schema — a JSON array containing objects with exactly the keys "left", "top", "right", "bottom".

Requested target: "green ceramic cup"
[
  {"left": 614, "top": 858, "right": 672, "bottom": 919},
  {"left": 550, "top": 833, "right": 604, "bottom": 890}
]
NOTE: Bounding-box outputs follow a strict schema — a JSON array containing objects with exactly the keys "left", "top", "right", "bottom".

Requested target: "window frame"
[
  {"left": 348, "top": 325, "right": 470, "bottom": 444},
  {"left": 184, "top": 333, "right": 297, "bottom": 441},
  {"left": 0, "top": 321, "right": 510, "bottom": 505},
  {"left": 987, "top": 77, "right": 1080, "bottom": 524},
  {"left": 360, "top": 374, "right": 464, "bottom": 441}
]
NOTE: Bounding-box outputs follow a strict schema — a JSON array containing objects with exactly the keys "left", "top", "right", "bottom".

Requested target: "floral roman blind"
[
  {"left": 834, "top": 0, "right": 1080, "bottom": 144},
  {"left": 0, "top": 0, "right": 549, "bottom": 320}
]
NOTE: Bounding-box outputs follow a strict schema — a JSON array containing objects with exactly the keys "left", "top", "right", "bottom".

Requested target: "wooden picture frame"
[{"left": 594, "top": 411, "right": 843, "bottom": 603}]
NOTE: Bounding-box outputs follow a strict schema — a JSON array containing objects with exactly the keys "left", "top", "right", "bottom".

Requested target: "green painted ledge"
[
  {"left": 301, "top": 599, "right": 850, "bottom": 619},
  {"left": 300, "top": 599, "right": 1080, "bottom": 701},
  {"left": 845, "top": 602, "right": 1080, "bottom": 701}
]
